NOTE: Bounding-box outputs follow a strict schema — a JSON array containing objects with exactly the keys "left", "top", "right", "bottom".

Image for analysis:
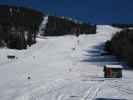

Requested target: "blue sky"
[{"left": 0, "top": 0, "right": 133, "bottom": 24}]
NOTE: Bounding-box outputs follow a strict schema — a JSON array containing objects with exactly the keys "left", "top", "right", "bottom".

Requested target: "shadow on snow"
[
  {"left": 81, "top": 43, "right": 128, "bottom": 69},
  {"left": 94, "top": 98, "right": 127, "bottom": 100}
]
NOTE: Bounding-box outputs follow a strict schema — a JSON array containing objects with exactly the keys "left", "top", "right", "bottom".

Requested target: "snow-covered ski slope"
[
  {"left": 0, "top": 25, "right": 133, "bottom": 100},
  {"left": 38, "top": 16, "right": 48, "bottom": 36}
]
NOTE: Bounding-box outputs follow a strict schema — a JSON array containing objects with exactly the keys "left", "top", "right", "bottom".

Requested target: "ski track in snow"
[{"left": 0, "top": 25, "right": 133, "bottom": 100}]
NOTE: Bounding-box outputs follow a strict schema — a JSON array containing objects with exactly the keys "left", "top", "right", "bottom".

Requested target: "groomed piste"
[{"left": 0, "top": 25, "right": 132, "bottom": 100}]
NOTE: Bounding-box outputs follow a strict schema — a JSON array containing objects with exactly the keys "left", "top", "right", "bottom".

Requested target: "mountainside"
[
  {"left": 0, "top": 25, "right": 133, "bottom": 100},
  {"left": 39, "top": 16, "right": 96, "bottom": 36},
  {"left": 0, "top": 5, "right": 96, "bottom": 50}
]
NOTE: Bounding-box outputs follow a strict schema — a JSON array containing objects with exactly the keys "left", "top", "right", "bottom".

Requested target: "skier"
[
  {"left": 72, "top": 26, "right": 80, "bottom": 50},
  {"left": 75, "top": 26, "right": 80, "bottom": 46}
]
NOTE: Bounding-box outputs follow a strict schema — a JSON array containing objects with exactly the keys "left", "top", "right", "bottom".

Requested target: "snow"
[
  {"left": 105, "top": 65, "right": 123, "bottom": 69},
  {"left": 0, "top": 25, "right": 133, "bottom": 100},
  {"left": 38, "top": 16, "right": 48, "bottom": 36}
]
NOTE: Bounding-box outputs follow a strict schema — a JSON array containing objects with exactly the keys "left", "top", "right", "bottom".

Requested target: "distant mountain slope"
[{"left": 39, "top": 16, "right": 96, "bottom": 36}]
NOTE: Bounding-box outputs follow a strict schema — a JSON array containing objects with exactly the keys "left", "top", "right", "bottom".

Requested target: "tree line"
[
  {"left": 42, "top": 16, "right": 96, "bottom": 36},
  {"left": 104, "top": 28, "right": 133, "bottom": 68},
  {"left": 112, "top": 24, "right": 133, "bottom": 28},
  {"left": 0, "top": 5, "right": 43, "bottom": 49}
]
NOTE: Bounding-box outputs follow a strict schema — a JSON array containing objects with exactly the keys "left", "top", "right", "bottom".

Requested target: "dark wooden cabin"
[{"left": 104, "top": 65, "right": 123, "bottom": 78}]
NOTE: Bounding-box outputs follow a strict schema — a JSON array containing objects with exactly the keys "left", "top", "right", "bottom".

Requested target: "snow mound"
[
  {"left": 97, "top": 25, "right": 121, "bottom": 34},
  {"left": 96, "top": 25, "right": 121, "bottom": 41}
]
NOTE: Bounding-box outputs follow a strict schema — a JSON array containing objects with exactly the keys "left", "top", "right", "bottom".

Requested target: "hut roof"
[{"left": 105, "top": 65, "right": 123, "bottom": 69}]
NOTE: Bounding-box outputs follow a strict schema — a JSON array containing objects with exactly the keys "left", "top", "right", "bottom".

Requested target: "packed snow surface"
[
  {"left": 38, "top": 16, "right": 48, "bottom": 36},
  {"left": 0, "top": 25, "right": 133, "bottom": 100}
]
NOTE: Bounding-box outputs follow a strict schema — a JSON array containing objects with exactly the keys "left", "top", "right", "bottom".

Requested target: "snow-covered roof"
[{"left": 105, "top": 65, "right": 123, "bottom": 69}]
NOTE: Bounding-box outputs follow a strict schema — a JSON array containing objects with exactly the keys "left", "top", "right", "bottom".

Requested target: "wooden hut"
[{"left": 103, "top": 65, "right": 122, "bottom": 78}]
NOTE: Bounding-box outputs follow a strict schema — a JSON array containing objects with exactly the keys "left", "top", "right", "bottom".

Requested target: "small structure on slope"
[{"left": 103, "top": 65, "right": 123, "bottom": 78}]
